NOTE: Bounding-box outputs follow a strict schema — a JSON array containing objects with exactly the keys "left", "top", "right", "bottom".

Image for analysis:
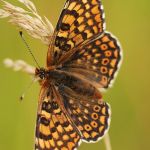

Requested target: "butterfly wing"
[
  {"left": 60, "top": 94, "right": 111, "bottom": 143},
  {"left": 47, "top": 0, "right": 105, "bottom": 66},
  {"left": 62, "top": 32, "right": 122, "bottom": 89},
  {"left": 47, "top": 0, "right": 122, "bottom": 89},
  {"left": 35, "top": 83, "right": 110, "bottom": 149},
  {"left": 35, "top": 85, "right": 81, "bottom": 150}
]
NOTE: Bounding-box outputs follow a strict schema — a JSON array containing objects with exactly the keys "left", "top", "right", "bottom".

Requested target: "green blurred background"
[{"left": 0, "top": 0, "right": 150, "bottom": 150}]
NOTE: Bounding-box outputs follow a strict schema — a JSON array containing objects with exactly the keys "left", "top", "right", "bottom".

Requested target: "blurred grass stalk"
[{"left": 104, "top": 133, "right": 112, "bottom": 150}]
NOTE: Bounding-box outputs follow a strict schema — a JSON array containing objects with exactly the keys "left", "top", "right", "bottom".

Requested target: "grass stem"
[{"left": 104, "top": 133, "right": 112, "bottom": 150}]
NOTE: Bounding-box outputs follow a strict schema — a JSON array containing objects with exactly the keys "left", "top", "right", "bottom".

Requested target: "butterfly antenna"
[
  {"left": 19, "top": 31, "right": 40, "bottom": 68},
  {"left": 20, "top": 77, "right": 37, "bottom": 101}
]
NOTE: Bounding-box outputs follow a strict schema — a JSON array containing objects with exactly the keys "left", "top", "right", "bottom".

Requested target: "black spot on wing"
[
  {"left": 61, "top": 23, "right": 70, "bottom": 31},
  {"left": 40, "top": 117, "right": 50, "bottom": 126}
]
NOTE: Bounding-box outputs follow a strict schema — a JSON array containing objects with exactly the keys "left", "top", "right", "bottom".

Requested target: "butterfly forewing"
[
  {"left": 47, "top": 0, "right": 105, "bottom": 66},
  {"left": 35, "top": 85, "right": 81, "bottom": 150},
  {"left": 62, "top": 32, "right": 121, "bottom": 89}
]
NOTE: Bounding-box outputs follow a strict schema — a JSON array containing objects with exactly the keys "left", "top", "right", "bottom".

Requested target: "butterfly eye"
[
  {"left": 38, "top": 68, "right": 46, "bottom": 79},
  {"left": 39, "top": 74, "right": 45, "bottom": 79}
]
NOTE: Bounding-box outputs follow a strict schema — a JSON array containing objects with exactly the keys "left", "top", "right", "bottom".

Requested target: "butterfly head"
[{"left": 35, "top": 68, "right": 47, "bottom": 80}]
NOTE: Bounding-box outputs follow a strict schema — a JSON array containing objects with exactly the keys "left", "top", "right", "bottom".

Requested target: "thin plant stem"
[{"left": 104, "top": 132, "right": 112, "bottom": 150}]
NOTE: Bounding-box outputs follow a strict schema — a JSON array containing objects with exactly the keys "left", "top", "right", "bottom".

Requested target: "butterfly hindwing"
[
  {"left": 47, "top": 0, "right": 105, "bottom": 66},
  {"left": 35, "top": 86, "right": 81, "bottom": 150},
  {"left": 63, "top": 96, "right": 111, "bottom": 142},
  {"left": 63, "top": 32, "right": 122, "bottom": 89}
]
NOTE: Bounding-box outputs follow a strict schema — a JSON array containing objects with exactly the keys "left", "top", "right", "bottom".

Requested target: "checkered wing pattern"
[
  {"left": 35, "top": 86, "right": 81, "bottom": 150},
  {"left": 63, "top": 96, "right": 111, "bottom": 142},
  {"left": 63, "top": 32, "right": 121, "bottom": 89},
  {"left": 36, "top": 0, "right": 122, "bottom": 149},
  {"left": 47, "top": 0, "right": 105, "bottom": 66}
]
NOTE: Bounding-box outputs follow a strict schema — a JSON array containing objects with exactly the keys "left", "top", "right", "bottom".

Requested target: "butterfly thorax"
[
  {"left": 35, "top": 67, "right": 103, "bottom": 103},
  {"left": 35, "top": 63, "right": 62, "bottom": 80}
]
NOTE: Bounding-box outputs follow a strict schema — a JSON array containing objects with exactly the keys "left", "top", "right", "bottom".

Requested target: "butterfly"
[{"left": 35, "top": 0, "right": 122, "bottom": 150}]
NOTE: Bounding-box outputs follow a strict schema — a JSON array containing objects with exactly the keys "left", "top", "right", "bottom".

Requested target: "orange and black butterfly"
[{"left": 35, "top": 0, "right": 122, "bottom": 150}]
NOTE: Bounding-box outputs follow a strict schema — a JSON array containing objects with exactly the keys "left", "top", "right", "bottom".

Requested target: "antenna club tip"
[
  {"left": 19, "top": 31, "right": 23, "bottom": 36},
  {"left": 20, "top": 94, "right": 24, "bottom": 101}
]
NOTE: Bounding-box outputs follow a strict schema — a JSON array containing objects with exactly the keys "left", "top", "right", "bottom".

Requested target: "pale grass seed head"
[
  {"left": 3, "top": 58, "right": 35, "bottom": 75},
  {"left": 0, "top": 0, "right": 54, "bottom": 76},
  {"left": 0, "top": 0, "right": 54, "bottom": 45}
]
